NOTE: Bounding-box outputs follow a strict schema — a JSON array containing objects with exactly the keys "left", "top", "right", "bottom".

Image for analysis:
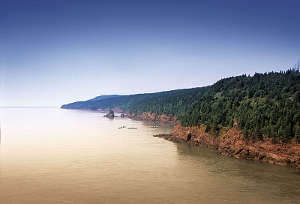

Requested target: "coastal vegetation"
[{"left": 62, "top": 69, "right": 300, "bottom": 143}]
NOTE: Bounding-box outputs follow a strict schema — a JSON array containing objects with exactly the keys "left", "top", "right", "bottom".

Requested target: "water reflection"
[{"left": 175, "top": 142, "right": 300, "bottom": 202}]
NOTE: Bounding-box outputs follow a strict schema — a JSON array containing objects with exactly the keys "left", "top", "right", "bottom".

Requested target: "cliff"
[
  {"left": 132, "top": 111, "right": 300, "bottom": 168},
  {"left": 156, "top": 122, "right": 300, "bottom": 169}
]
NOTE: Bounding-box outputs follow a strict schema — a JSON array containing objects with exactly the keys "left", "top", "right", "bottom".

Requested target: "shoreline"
[
  {"left": 130, "top": 112, "right": 300, "bottom": 169},
  {"left": 61, "top": 109, "right": 300, "bottom": 169}
]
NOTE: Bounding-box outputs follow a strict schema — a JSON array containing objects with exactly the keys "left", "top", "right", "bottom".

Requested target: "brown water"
[{"left": 0, "top": 108, "right": 300, "bottom": 204}]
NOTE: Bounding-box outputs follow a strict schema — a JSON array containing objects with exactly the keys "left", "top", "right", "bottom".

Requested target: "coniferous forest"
[{"left": 62, "top": 69, "right": 300, "bottom": 142}]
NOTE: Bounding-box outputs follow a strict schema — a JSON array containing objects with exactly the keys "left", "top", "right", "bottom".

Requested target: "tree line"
[
  {"left": 62, "top": 69, "right": 300, "bottom": 143},
  {"left": 128, "top": 69, "right": 300, "bottom": 143}
]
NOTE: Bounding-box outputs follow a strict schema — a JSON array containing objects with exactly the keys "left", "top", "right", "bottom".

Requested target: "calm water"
[{"left": 0, "top": 108, "right": 300, "bottom": 204}]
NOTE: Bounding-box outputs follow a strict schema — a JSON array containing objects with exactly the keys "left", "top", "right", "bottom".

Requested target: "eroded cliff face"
[
  {"left": 130, "top": 112, "right": 300, "bottom": 168},
  {"left": 170, "top": 123, "right": 300, "bottom": 169}
]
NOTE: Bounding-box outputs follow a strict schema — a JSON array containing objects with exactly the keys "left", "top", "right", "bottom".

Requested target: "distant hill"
[
  {"left": 61, "top": 69, "right": 300, "bottom": 142},
  {"left": 87, "top": 95, "right": 120, "bottom": 102},
  {"left": 61, "top": 95, "right": 121, "bottom": 109},
  {"left": 61, "top": 89, "right": 203, "bottom": 111}
]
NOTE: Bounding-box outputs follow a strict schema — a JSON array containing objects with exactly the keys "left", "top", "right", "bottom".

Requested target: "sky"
[{"left": 0, "top": 0, "right": 300, "bottom": 106}]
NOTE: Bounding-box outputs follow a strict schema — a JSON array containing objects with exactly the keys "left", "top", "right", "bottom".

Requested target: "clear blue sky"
[{"left": 1, "top": 0, "right": 299, "bottom": 106}]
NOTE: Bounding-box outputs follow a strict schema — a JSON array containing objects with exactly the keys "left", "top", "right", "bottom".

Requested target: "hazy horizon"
[{"left": 1, "top": 0, "right": 300, "bottom": 106}]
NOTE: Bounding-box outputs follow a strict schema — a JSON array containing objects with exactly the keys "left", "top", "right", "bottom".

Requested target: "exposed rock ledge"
[
  {"left": 127, "top": 112, "right": 300, "bottom": 168},
  {"left": 154, "top": 123, "right": 300, "bottom": 169}
]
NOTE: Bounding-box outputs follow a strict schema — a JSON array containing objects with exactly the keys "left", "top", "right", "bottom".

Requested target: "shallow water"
[{"left": 0, "top": 108, "right": 299, "bottom": 204}]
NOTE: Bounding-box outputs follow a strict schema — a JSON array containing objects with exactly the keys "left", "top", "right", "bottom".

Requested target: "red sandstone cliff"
[
  {"left": 131, "top": 112, "right": 300, "bottom": 169},
  {"left": 170, "top": 123, "right": 300, "bottom": 169}
]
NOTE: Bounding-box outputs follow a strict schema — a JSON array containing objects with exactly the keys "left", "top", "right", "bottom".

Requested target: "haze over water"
[{"left": 0, "top": 108, "right": 299, "bottom": 203}]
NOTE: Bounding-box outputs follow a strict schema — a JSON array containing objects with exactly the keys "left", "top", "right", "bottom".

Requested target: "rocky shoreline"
[{"left": 131, "top": 112, "right": 300, "bottom": 169}]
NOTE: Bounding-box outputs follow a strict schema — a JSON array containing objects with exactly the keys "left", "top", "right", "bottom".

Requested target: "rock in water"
[{"left": 104, "top": 110, "right": 115, "bottom": 119}]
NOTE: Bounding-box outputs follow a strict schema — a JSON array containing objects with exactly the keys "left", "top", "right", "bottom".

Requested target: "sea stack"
[{"left": 105, "top": 110, "right": 115, "bottom": 119}]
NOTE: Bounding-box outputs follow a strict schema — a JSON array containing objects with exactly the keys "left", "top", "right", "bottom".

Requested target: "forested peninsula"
[{"left": 62, "top": 69, "right": 300, "bottom": 168}]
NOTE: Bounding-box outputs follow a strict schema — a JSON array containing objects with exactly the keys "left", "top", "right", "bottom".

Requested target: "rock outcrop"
[
  {"left": 164, "top": 122, "right": 300, "bottom": 168},
  {"left": 104, "top": 110, "right": 115, "bottom": 119},
  {"left": 129, "top": 112, "right": 300, "bottom": 168}
]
